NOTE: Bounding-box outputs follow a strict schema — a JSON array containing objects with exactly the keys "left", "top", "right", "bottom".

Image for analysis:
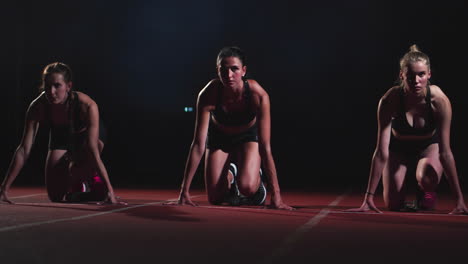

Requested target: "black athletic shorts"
[
  {"left": 49, "top": 119, "right": 107, "bottom": 150},
  {"left": 207, "top": 122, "right": 258, "bottom": 152}
]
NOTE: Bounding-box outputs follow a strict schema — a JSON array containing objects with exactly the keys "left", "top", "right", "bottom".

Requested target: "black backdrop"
[{"left": 1, "top": 0, "right": 467, "bottom": 193}]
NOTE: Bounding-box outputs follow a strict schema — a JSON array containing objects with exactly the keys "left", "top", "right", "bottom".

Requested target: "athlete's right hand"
[
  {"left": 345, "top": 196, "right": 382, "bottom": 213},
  {"left": 0, "top": 187, "right": 14, "bottom": 204},
  {"left": 164, "top": 192, "right": 198, "bottom": 206},
  {"left": 97, "top": 192, "right": 128, "bottom": 206}
]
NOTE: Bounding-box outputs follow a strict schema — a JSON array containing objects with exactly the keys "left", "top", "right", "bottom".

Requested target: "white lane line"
[
  {"left": 263, "top": 190, "right": 350, "bottom": 264},
  {"left": 11, "top": 193, "right": 47, "bottom": 199},
  {"left": 0, "top": 197, "right": 189, "bottom": 233},
  {"left": 198, "top": 205, "right": 268, "bottom": 211},
  {"left": 199, "top": 204, "right": 467, "bottom": 217},
  {"left": 14, "top": 202, "right": 100, "bottom": 207},
  {"left": 313, "top": 209, "right": 468, "bottom": 217}
]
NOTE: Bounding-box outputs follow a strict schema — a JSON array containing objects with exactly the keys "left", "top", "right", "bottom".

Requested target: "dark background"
[{"left": 1, "top": 0, "right": 467, "bottom": 194}]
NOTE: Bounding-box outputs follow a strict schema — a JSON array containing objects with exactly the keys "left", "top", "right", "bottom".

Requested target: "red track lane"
[{"left": 1, "top": 187, "right": 467, "bottom": 264}]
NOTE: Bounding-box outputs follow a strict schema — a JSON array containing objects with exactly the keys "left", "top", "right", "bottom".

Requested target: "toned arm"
[
  {"left": 78, "top": 93, "right": 119, "bottom": 204},
  {"left": 347, "top": 88, "right": 396, "bottom": 213},
  {"left": 178, "top": 81, "right": 213, "bottom": 205},
  {"left": 0, "top": 99, "right": 42, "bottom": 203},
  {"left": 432, "top": 86, "right": 468, "bottom": 213},
  {"left": 252, "top": 80, "right": 292, "bottom": 210}
]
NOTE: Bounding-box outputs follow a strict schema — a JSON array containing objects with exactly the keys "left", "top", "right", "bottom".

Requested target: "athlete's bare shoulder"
[
  {"left": 381, "top": 86, "right": 400, "bottom": 102},
  {"left": 26, "top": 92, "right": 47, "bottom": 120},
  {"left": 378, "top": 86, "right": 401, "bottom": 116},
  {"left": 246, "top": 79, "right": 267, "bottom": 96},
  {"left": 199, "top": 79, "right": 220, "bottom": 95},
  {"left": 75, "top": 91, "right": 95, "bottom": 105},
  {"left": 429, "top": 85, "right": 451, "bottom": 110},
  {"left": 246, "top": 79, "right": 268, "bottom": 108},
  {"left": 198, "top": 79, "right": 220, "bottom": 106},
  {"left": 429, "top": 85, "right": 448, "bottom": 100},
  {"left": 29, "top": 92, "right": 46, "bottom": 108}
]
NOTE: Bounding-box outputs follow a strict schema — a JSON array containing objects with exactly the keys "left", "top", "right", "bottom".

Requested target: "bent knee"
[
  {"left": 416, "top": 166, "right": 440, "bottom": 191},
  {"left": 238, "top": 180, "right": 258, "bottom": 197}
]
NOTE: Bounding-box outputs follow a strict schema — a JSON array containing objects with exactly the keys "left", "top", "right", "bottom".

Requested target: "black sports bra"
[
  {"left": 391, "top": 86, "right": 436, "bottom": 137},
  {"left": 211, "top": 80, "right": 256, "bottom": 126}
]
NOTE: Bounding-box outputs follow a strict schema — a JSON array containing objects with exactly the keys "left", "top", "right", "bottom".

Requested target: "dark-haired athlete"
[{"left": 173, "top": 46, "right": 292, "bottom": 210}]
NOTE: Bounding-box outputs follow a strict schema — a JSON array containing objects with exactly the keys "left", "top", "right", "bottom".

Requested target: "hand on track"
[
  {"left": 268, "top": 197, "right": 295, "bottom": 210},
  {"left": 97, "top": 193, "right": 127, "bottom": 205},
  {"left": 345, "top": 198, "right": 382, "bottom": 213},
  {"left": 449, "top": 202, "right": 468, "bottom": 215},
  {"left": 164, "top": 193, "right": 198, "bottom": 206},
  {"left": 0, "top": 188, "right": 14, "bottom": 204}
]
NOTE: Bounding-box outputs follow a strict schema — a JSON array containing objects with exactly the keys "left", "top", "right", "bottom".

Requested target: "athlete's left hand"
[
  {"left": 449, "top": 201, "right": 468, "bottom": 215},
  {"left": 269, "top": 196, "right": 295, "bottom": 210}
]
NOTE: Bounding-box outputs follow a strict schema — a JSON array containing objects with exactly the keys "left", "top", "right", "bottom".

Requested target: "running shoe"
[
  {"left": 241, "top": 181, "right": 267, "bottom": 206},
  {"left": 225, "top": 163, "right": 241, "bottom": 206},
  {"left": 417, "top": 191, "right": 437, "bottom": 210}
]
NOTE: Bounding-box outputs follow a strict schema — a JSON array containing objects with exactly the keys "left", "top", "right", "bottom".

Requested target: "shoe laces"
[{"left": 423, "top": 191, "right": 436, "bottom": 201}]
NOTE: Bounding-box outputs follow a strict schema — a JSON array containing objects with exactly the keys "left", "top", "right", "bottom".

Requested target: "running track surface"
[{"left": 1, "top": 187, "right": 468, "bottom": 264}]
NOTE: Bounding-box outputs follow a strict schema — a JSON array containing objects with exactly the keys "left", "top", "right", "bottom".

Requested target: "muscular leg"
[
  {"left": 204, "top": 148, "right": 230, "bottom": 205},
  {"left": 234, "top": 142, "right": 261, "bottom": 197},
  {"left": 415, "top": 144, "right": 443, "bottom": 209},
  {"left": 383, "top": 152, "right": 408, "bottom": 211},
  {"left": 69, "top": 140, "right": 104, "bottom": 184},
  {"left": 416, "top": 144, "right": 443, "bottom": 192},
  {"left": 45, "top": 149, "right": 69, "bottom": 202},
  {"left": 68, "top": 140, "right": 107, "bottom": 200}
]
